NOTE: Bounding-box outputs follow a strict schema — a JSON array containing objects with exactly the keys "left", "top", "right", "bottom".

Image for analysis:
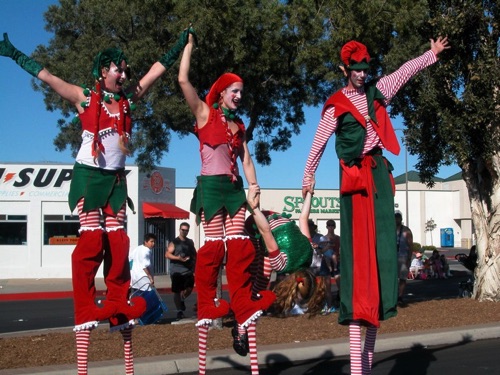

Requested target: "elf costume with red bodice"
[
  {"left": 191, "top": 105, "right": 274, "bottom": 328},
  {"left": 189, "top": 73, "right": 275, "bottom": 375},
  {"left": 70, "top": 87, "right": 146, "bottom": 332},
  {"left": 0, "top": 29, "right": 191, "bottom": 375}
]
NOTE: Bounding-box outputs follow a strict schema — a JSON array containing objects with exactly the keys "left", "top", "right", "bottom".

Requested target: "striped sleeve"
[
  {"left": 268, "top": 249, "right": 288, "bottom": 272},
  {"left": 377, "top": 50, "right": 438, "bottom": 103},
  {"left": 302, "top": 106, "right": 337, "bottom": 187}
]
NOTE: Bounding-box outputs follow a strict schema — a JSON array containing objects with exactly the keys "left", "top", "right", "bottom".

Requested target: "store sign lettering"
[
  {"left": 0, "top": 167, "right": 73, "bottom": 188},
  {"left": 282, "top": 195, "right": 340, "bottom": 214}
]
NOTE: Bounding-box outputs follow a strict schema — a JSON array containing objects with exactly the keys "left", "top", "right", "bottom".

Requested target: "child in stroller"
[{"left": 455, "top": 245, "right": 477, "bottom": 298}]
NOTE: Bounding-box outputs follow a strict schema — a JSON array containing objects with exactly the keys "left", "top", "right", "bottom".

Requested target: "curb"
[{"left": 2, "top": 322, "right": 499, "bottom": 375}]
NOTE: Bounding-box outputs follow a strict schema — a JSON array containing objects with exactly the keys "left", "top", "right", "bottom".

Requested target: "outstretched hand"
[
  {"left": 187, "top": 25, "right": 198, "bottom": 46},
  {"left": 430, "top": 36, "right": 450, "bottom": 56},
  {"left": 308, "top": 173, "right": 316, "bottom": 193},
  {"left": 0, "top": 33, "right": 16, "bottom": 58},
  {"left": 247, "top": 183, "right": 261, "bottom": 210}
]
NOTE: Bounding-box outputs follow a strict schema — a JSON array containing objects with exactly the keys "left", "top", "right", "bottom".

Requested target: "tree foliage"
[
  {"left": 390, "top": 0, "right": 500, "bottom": 187},
  {"left": 386, "top": 0, "right": 500, "bottom": 300},
  {"left": 29, "top": 0, "right": 500, "bottom": 299},
  {"left": 31, "top": 0, "right": 439, "bottom": 170}
]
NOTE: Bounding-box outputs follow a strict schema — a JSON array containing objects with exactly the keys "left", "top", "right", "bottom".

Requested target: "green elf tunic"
[
  {"left": 304, "top": 49, "right": 439, "bottom": 327},
  {"left": 324, "top": 84, "right": 400, "bottom": 327},
  {"left": 264, "top": 213, "right": 313, "bottom": 275}
]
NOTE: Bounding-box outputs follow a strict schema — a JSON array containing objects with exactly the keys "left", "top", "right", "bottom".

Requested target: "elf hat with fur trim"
[{"left": 341, "top": 41, "right": 370, "bottom": 70}]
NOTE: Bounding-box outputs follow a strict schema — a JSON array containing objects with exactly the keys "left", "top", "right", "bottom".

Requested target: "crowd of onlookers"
[{"left": 409, "top": 249, "right": 452, "bottom": 280}]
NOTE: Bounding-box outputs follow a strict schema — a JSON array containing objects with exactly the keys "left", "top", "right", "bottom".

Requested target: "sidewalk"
[
  {"left": 0, "top": 275, "right": 174, "bottom": 301},
  {"left": 2, "top": 322, "right": 500, "bottom": 375},
  {"left": 0, "top": 274, "right": 228, "bottom": 301},
  {"left": 1, "top": 267, "right": 500, "bottom": 374}
]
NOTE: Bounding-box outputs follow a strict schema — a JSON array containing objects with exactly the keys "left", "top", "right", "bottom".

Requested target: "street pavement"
[{"left": 1, "top": 249, "right": 499, "bottom": 375}]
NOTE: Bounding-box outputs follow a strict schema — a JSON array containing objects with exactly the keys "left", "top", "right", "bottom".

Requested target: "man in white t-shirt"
[{"left": 130, "top": 233, "right": 157, "bottom": 292}]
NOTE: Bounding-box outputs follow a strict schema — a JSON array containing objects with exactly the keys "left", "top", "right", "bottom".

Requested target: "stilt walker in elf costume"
[
  {"left": 178, "top": 33, "right": 275, "bottom": 375},
  {"left": 0, "top": 29, "right": 191, "bottom": 375},
  {"left": 302, "top": 37, "right": 450, "bottom": 375}
]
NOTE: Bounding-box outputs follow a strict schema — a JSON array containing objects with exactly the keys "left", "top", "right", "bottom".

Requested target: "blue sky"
[{"left": 0, "top": 0, "right": 460, "bottom": 189}]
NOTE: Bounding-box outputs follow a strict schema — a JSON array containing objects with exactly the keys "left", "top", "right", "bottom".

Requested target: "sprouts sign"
[{"left": 282, "top": 194, "right": 340, "bottom": 214}]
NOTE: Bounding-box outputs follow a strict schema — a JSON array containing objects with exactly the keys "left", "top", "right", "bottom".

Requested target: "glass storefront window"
[
  {"left": 0, "top": 215, "right": 27, "bottom": 245},
  {"left": 44, "top": 215, "right": 80, "bottom": 245}
]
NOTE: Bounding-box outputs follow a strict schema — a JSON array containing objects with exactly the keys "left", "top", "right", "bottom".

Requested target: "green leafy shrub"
[
  {"left": 421, "top": 245, "right": 437, "bottom": 252},
  {"left": 411, "top": 242, "right": 422, "bottom": 253}
]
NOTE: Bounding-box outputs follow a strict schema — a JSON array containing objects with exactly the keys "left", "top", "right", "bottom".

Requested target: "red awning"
[{"left": 142, "top": 202, "right": 190, "bottom": 219}]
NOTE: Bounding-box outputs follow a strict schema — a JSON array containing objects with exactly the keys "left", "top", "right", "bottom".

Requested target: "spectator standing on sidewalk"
[
  {"left": 319, "top": 219, "right": 340, "bottom": 314},
  {"left": 165, "top": 222, "right": 197, "bottom": 320},
  {"left": 130, "top": 233, "right": 157, "bottom": 293},
  {"left": 396, "top": 211, "right": 413, "bottom": 305}
]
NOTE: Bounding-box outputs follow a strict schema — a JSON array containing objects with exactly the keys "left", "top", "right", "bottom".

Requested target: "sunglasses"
[{"left": 180, "top": 228, "right": 189, "bottom": 232}]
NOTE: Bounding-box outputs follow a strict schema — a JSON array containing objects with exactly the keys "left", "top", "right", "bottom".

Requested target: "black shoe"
[
  {"left": 176, "top": 311, "right": 185, "bottom": 320},
  {"left": 231, "top": 325, "right": 249, "bottom": 356},
  {"left": 397, "top": 297, "right": 408, "bottom": 307}
]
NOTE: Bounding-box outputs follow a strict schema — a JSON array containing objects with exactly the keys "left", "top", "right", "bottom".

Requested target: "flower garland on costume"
[
  {"left": 213, "top": 103, "right": 240, "bottom": 181},
  {"left": 73, "top": 81, "right": 137, "bottom": 164}
]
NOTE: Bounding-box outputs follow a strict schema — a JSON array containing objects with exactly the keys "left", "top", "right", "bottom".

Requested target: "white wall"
[
  {"left": 179, "top": 183, "right": 471, "bottom": 249},
  {"left": 0, "top": 161, "right": 472, "bottom": 278},
  {"left": 0, "top": 163, "right": 161, "bottom": 278}
]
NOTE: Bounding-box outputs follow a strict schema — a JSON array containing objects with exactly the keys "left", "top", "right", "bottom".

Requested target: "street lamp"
[{"left": 394, "top": 128, "right": 409, "bottom": 228}]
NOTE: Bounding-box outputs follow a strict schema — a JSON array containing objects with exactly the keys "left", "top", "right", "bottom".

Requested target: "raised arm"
[
  {"left": 377, "top": 36, "right": 450, "bottom": 102},
  {"left": 0, "top": 33, "right": 86, "bottom": 110},
  {"left": 38, "top": 70, "right": 87, "bottom": 110},
  {"left": 178, "top": 32, "right": 210, "bottom": 127},
  {"left": 299, "top": 174, "right": 316, "bottom": 238},
  {"left": 128, "top": 28, "right": 192, "bottom": 102},
  {"left": 247, "top": 184, "right": 279, "bottom": 251}
]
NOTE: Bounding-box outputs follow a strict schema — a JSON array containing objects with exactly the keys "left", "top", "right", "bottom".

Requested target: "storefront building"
[
  {"left": 0, "top": 163, "right": 188, "bottom": 279},
  {"left": 176, "top": 172, "right": 473, "bottom": 252},
  {"left": 1, "top": 163, "right": 472, "bottom": 279}
]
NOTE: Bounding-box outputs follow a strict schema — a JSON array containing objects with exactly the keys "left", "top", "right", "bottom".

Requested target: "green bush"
[
  {"left": 411, "top": 242, "right": 421, "bottom": 253},
  {"left": 421, "top": 245, "right": 437, "bottom": 252}
]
